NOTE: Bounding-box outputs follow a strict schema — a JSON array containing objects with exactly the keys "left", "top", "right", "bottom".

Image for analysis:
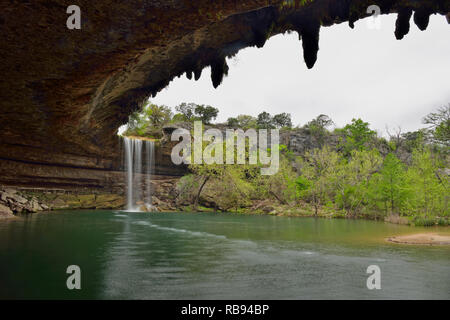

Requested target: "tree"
[
  {"left": 257, "top": 111, "right": 274, "bottom": 129},
  {"left": 227, "top": 115, "right": 258, "bottom": 129},
  {"left": 236, "top": 115, "right": 257, "bottom": 129},
  {"left": 126, "top": 110, "right": 147, "bottom": 136},
  {"left": 401, "top": 129, "right": 430, "bottom": 152},
  {"left": 172, "top": 113, "right": 187, "bottom": 123},
  {"left": 340, "top": 118, "right": 376, "bottom": 155},
  {"left": 375, "top": 153, "right": 407, "bottom": 215},
  {"left": 333, "top": 149, "right": 382, "bottom": 216},
  {"left": 404, "top": 148, "right": 448, "bottom": 217},
  {"left": 304, "top": 114, "right": 334, "bottom": 147},
  {"left": 306, "top": 114, "right": 334, "bottom": 129},
  {"left": 423, "top": 104, "right": 450, "bottom": 146},
  {"left": 254, "top": 150, "right": 298, "bottom": 205},
  {"left": 175, "top": 102, "right": 196, "bottom": 121},
  {"left": 194, "top": 105, "right": 219, "bottom": 124},
  {"left": 296, "top": 146, "right": 341, "bottom": 215},
  {"left": 272, "top": 113, "right": 292, "bottom": 128},
  {"left": 143, "top": 103, "right": 172, "bottom": 126},
  {"left": 227, "top": 117, "right": 239, "bottom": 128}
]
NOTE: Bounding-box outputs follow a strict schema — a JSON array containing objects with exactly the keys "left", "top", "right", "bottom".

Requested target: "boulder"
[{"left": 0, "top": 203, "right": 14, "bottom": 218}]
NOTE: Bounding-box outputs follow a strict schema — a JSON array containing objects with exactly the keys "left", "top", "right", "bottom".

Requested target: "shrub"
[
  {"left": 437, "top": 217, "right": 449, "bottom": 226},
  {"left": 413, "top": 216, "right": 436, "bottom": 227}
]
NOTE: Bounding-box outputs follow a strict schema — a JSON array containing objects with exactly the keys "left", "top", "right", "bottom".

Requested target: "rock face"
[
  {"left": 0, "top": 0, "right": 448, "bottom": 191},
  {"left": 0, "top": 179, "right": 180, "bottom": 217},
  {"left": 0, "top": 186, "right": 126, "bottom": 215}
]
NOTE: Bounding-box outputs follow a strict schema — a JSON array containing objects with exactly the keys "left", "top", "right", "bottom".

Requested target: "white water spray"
[{"left": 123, "top": 137, "right": 155, "bottom": 211}]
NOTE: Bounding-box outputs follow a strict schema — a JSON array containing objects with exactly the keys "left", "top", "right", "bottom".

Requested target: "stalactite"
[
  {"left": 253, "top": 28, "right": 268, "bottom": 48},
  {"left": 194, "top": 66, "right": 202, "bottom": 81},
  {"left": 413, "top": 9, "right": 432, "bottom": 31},
  {"left": 299, "top": 20, "right": 321, "bottom": 69},
  {"left": 348, "top": 13, "right": 358, "bottom": 29},
  {"left": 395, "top": 8, "right": 413, "bottom": 40},
  {"left": 210, "top": 57, "right": 229, "bottom": 88}
]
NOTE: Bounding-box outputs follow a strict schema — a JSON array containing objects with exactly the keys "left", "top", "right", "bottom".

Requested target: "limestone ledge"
[
  {"left": 0, "top": 187, "right": 125, "bottom": 217},
  {"left": 0, "top": 178, "right": 180, "bottom": 218}
]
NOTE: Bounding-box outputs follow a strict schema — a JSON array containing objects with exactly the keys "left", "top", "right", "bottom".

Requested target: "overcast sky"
[{"left": 152, "top": 14, "right": 450, "bottom": 136}]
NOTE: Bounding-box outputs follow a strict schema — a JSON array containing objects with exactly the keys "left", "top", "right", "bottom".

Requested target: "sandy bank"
[{"left": 387, "top": 233, "right": 450, "bottom": 245}]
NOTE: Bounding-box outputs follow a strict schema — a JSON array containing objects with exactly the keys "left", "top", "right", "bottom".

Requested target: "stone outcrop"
[
  {"left": 0, "top": 186, "right": 125, "bottom": 216},
  {"left": 0, "top": 1, "right": 448, "bottom": 191},
  {"left": 0, "top": 177, "right": 181, "bottom": 217},
  {"left": 0, "top": 188, "right": 46, "bottom": 214}
]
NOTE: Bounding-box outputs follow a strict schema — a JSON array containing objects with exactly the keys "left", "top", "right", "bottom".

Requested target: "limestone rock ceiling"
[{"left": 0, "top": 0, "right": 448, "bottom": 164}]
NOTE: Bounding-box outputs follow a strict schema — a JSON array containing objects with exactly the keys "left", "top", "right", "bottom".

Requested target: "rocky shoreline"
[
  {"left": 0, "top": 178, "right": 180, "bottom": 218},
  {"left": 0, "top": 187, "right": 124, "bottom": 218},
  {"left": 2, "top": 182, "right": 449, "bottom": 232}
]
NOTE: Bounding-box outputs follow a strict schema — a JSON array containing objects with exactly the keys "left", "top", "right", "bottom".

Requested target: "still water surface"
[{"left": 0, "top": 210, "right": 449, "bottom": 299}]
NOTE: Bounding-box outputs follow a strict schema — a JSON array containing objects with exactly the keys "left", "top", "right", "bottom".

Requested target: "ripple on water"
[{"left": 131, "top": 220, "right": 227, "bottom": 240}]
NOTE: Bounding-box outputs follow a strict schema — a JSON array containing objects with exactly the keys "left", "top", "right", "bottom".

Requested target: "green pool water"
[{"left": 0, "top": 210, "right": 448, "bottom": 299}]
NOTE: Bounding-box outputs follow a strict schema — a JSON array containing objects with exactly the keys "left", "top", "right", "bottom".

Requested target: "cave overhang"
[{"left": 0, "top": 0, "right": 448, "bottom": 166}]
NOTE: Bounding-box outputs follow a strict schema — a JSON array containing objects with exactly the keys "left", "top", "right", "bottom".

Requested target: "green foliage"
[
  {"left": 296, "top": 146, "right": 341, "bottom": 215},
  {"left": 172, "top": 113, "right": 187, "bottom": 123},
  {"left": 143, "top": 103, "right": 172, "bottom": 126},
  {"left": 369, "top": 153, "right": 407, "bottom": 215},
  {"left": 124, "top": 102, "right": 172, "bottom": 137},
  {"left": 295, "top": 175, "right": 311, "bottom": 194},
  {"left": 227, "top": 112, "right": 292, "bottom": 130},
  {"left": 423, "top": 104, "right": 450, "bottom": 146},
  {"left": 174, "top": 102, "right": 219, "bottom": 124},
  {"left": 403, "top": 148, "right": 448, "bottom": 218},
  {"left": 194, "top": 105, "right": 219, "bottom": 124},
  {"left": 126, "top": 110, "right": 147, "bottom": 136},
  {"left": 340, "top": 118, "right": 376, "bottom": 155},
  {"left": 226, "top": 114, "right": 258, "bottom": 129},
  {"left": 236, "top": 115, "right": 258, "bottom": 129},
  {"left": 226, "top": 117, "right": 240, "bottom": 128},
  {"left": 401, "top": 129, "right": 429, "bottom": 152},
  {"left": 175, "top": 102, "right": 196, "bottom": 121},
  {"left": 272, "top": 113, "right": 293, "bottom": 128},
  {"left": 303, "top": 114, "right": 333, "bottom": 147},
  {"left": 162, "top": 104, "right": 449, "bottom": 222},
  {"left": 412, "top": 216, "right": 436, "bottom": 227},
  {"left": 333, "top": 149, "right": 382, "bottom": 216},
  {"left": 257, "top": 111, "right": 274, "bottom": 129},
  {"left": 437, "top": 217, "right": 449, "bottom": 226}
]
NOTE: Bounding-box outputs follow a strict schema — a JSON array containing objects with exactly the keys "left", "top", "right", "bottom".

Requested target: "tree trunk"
[
  {"left": 194, "top": 176, "right": 210, "bottom": 210},
  {"left": 270, "top": 190, "right": 288, "bottom": 205}
]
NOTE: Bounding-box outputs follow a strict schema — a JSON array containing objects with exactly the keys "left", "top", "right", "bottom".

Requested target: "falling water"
[
  {"left": 133, "top": 139, "right": 143, "bottom": 207},
  {"left": 123, "top": 137, "right": 155, "bottom": 211},
  {"left": 146, "top": 140, "right": 155, "bottom": 204}
]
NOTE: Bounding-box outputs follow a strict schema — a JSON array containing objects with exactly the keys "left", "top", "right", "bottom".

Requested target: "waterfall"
[
  {"left": 124, "top": 138, "right": 134, "bottom": 210},
  {"left": 123, "top": 137, "right": 155, "bottom": 211},
  {"left": 146, "top": 140, "right": 155, "bottom": 204},
  {"left": 133, "top": 139, "right": 143, "bottom": 207}
]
